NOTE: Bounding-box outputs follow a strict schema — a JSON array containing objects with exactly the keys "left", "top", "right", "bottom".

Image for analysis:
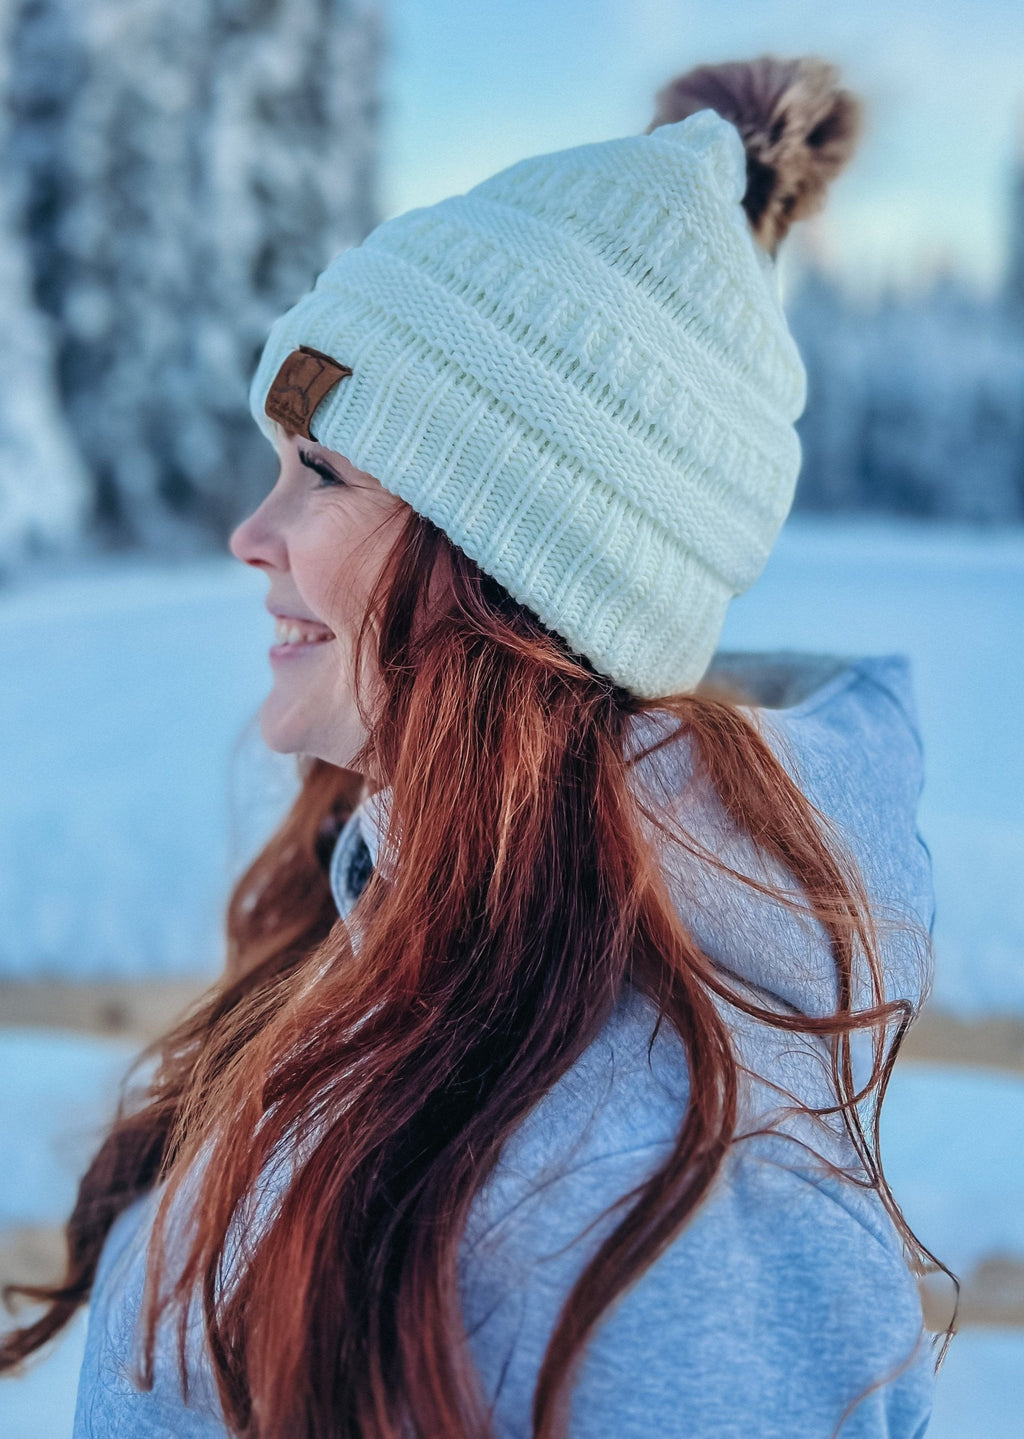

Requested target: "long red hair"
[{"left": 2, "top": 507, "right": 951, "bottom": 1436}]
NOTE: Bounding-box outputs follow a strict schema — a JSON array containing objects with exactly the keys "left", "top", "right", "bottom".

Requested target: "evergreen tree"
[
  {"left": 6, "top": 0, "right": 378, "bottom": 553},
  {"left": 0, "top": 0, "right": 89, "bottom": 575}
]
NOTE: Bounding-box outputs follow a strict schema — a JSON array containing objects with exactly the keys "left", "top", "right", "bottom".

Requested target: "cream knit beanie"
[{"left": 249, "top": 57, "right": 861, "bottom": 698}]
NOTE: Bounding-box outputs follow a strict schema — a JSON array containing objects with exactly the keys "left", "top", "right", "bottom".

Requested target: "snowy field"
[
  {"left": 0, "top": 1028, "right": 1021, "bottom": 1436},
  {"left": 1, "top": 514, "right": 1022, "bottom": 1014}
]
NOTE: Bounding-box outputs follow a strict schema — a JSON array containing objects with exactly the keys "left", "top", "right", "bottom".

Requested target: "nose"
[{"left": 229, "top": 488, "right": 287, "bottom": 571}]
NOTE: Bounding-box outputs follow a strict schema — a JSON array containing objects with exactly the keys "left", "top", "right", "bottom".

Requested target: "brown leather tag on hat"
[{"left": 265, "top": 345, "right": 353, "bottom": 441}]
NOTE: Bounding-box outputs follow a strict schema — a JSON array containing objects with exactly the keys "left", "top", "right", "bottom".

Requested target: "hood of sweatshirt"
[{"left": 329, "top": 650, "right": 934, "bottom": 1028}]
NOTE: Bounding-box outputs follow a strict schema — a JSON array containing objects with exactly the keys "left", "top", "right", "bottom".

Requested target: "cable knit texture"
[{"left": 249, "top": 110, "right": 807, "bottom": 697}]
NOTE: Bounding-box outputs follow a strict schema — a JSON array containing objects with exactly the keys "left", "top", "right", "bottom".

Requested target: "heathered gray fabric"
[{"left": 73, "top": 651, "right": 936, "bottom": 1438}]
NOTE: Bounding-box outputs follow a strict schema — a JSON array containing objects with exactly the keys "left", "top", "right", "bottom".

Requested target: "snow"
[
  {"left": 0, "top": 0, "right": 90, "bottom": 573},
  {"left": 789, "top": 268, "right": 1024, "bottom": 523},
  {"left": 880, "top": 1064, "right": 1024, "bottom": 1275},
  {"left": 925, "top": 1330, "right": 1024, "bottom": 1439},
  {"left": 0, "top": 556, "right": 297, "bottom": 981},
  {"left": 0, "top": 1029, "right": 1020, "bottom": 1435},
  {"left": 0, "top": 1030, "right": 138, "bottom": 1228},
  {"left": 0, "top": 1030, "right": 130, "bottom": 1435},
  {"left": 0, "top": 1309, "right": 87, "bottom": 1439},
  {"left": 1, "top": 0, "right": 379, "bottom": 562}
]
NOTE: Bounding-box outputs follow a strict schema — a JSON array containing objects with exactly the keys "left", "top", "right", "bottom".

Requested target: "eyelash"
[{"left": 298, "top": 450, "right": 346, "bottom": 488}]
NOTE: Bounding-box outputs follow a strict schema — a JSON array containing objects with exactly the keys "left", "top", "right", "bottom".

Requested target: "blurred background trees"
[
  {"left": 1, "top": 0, "right": 1024, "bottom": 578},
  {"left": 0, "top": 0, "right": 378, "bottom": 571}
]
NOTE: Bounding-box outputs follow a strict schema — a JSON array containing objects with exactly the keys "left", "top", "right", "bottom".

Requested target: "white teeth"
[{"left": 274, "top": 618, "right": 332, "bottom": 646}]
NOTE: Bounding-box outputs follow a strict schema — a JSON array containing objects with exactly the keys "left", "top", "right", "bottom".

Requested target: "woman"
[{"left": 2, "top": 55, "right": 944, "bottom": 1438}]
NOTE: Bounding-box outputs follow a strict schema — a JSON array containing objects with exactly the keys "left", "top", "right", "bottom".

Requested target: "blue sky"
[{"left": 375, "top": 0, "right": 1024, "bottom": 297}]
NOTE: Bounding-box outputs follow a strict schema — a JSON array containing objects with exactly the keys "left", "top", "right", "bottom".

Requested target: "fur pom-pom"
[{"left": 648, "top": 56, "right": 863, "bottom": 253}]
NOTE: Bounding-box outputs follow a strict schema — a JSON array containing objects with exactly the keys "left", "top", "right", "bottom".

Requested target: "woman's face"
[{"left": 229, "top": 428, "right": 408, "bottom": 771}]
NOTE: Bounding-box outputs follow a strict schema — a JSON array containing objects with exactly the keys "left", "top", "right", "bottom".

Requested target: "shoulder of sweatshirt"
[
  {"left": 461, "top": 977, "right": 914, "bottom": 1269},
  {"left": 461, "top": 1109, "right": 934, "bottom": 1438},
  {"left": 481, "top": 648, "right": 935, "bottom": 1198},
  {"left": 459, "top": 990, "right": 934, "bottom": 1439}
]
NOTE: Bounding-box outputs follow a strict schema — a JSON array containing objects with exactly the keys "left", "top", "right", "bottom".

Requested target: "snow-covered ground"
[
  {"left": 0, "top": 1029, "right": 1021, "bottom": 1435},
  {"left": 0, "top": 554, "right": 293, "bottom": 983},
  {"left": 0, "top": 1031, "right": 138, "bottom": 1229},
  {"left": 1, "top": 515, "right": 1022, "bottom": 1014}
]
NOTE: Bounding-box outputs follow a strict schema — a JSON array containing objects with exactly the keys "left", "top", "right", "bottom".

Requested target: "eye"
[{"left": 298, "top": 449, "right": 347, "bottom": 488}]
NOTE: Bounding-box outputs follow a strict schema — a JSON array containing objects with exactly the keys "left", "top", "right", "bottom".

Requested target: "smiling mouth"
[{"left": 272, "top": 617, "right": 336, "bottom": 647}]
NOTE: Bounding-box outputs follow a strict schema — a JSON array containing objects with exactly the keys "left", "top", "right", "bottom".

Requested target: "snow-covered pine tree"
[
  {"left": 7, "top": 0, "right": 378, "bottom": 554},
  {"left": 786, "top": 265, "right": 868, "bottom": 513},
  {"left": 192, "top": 0, "right": 380, "bottom": 538},
  {"left": 790, "top": 263, "right": 1024, "bottom": 523},
  {"left": 1006, "top": 117, "right": 1024, "bottom": 328},
  {"left": 0, "top": 0, "right": 90, "bottom": 577}
]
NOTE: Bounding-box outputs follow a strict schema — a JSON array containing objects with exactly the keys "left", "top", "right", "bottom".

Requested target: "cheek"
[
  {"left": 295, "top": 526, "right": 389, "bottom": 647},
  {"left": 292, "top": 534, "right": 354, "bottom": 627}
]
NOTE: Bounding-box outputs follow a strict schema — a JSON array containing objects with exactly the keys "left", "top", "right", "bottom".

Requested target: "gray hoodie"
[{"left": 73, "top": 651, "right": 936, "bottom": 1438}]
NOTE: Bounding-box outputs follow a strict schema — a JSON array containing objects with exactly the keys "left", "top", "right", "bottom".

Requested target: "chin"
[
  {"left": 257, "top": 693, "right": 311, "bottom": 757},
  {"left": 258, "top": 716, "right": 300, "bottom": 756},
  {"left": 256, "top": 709, "right": 357, "bottom": 774}
]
